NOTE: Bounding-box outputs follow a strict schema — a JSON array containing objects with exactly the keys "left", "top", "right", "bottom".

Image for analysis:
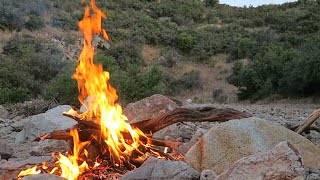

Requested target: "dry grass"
[
  {"left": 165, "top": 53, "right": 238, "bottom": 104},
  {"left": 141, "top": 44, "right": 161, "bottom": 65},
  {"left": 0, "top": 31, "right": 13, "bottom": 53}
]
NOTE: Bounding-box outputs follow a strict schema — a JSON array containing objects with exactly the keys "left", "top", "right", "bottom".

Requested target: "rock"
[
  {"left": 121, "top": 156, "right": 200, "bottom": 180},
  {"left": 215, "top": 141, "right": 305, "bottom": 180},
  {"left": 14, "top": 105, "right": 77, "bottom": 144},
  {"left": 179, "top": 128, "right": 208, "bottom": 154},
  {"left": 124, "top": 94, "right": 178, "bottom": 124},
  {"left": 30, "top": 140, "right": 68, "bottom": 156},
  {"left": 0, "top": 156, "right": 51, "bottom": 170},
  {"left": 0, "top": 126, "right": 14, "bottom": 137},
  {"left": 0, "top": 105, "right": 9, "bottom": 119},
  {"left": 0, "top": 141, "right": 13, "bottom": 160},
  {"left": 185, "top": 117, "right": 320, "bottom": 174},
  {"left": 306, "top": 173, "right": 320, "bottom": 180},
  {"left": 200, "top": 170, "right": 218, "bottom": 180},
  {"left": 21, "top": 174, "right": 65, "bottom": 180}
]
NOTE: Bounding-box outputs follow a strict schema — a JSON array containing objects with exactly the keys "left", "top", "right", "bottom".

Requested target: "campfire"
[
  {"left": 18, "top": 0, "right": 175, "bottom": 179},
  {"left": 16, "top": 0, "right": 250, "bottom": 179}
]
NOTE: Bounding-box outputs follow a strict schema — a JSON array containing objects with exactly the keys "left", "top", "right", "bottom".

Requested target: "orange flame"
[
  {"left": 18, "top": 0, "right": 148, "bottom": 179},
  {"left": 70, "top": 0, "right": 146, "bottom": 167},
  {"left": 18, "top": 166, "right": 41, "bottom": 178}
]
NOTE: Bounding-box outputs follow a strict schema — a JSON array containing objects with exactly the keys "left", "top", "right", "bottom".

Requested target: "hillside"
[{"left": 0, "top": 0, "right": 320, "bottom": 106}]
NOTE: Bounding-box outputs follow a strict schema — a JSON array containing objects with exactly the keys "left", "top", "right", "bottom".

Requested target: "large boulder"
[
  {"left": 124, "top": 94, "right": 178, "bottom": 124},
  {"left": 185, "top": 117, "right": 320, "bottom": 174},
  {"left": 215, "top": 141, "right": 305, "bottom": 180},
  {"left": 14, "top": 105, "right": 77, "bottom": 144},
  {"left": 121, "top": 156, "right": 200, "bottom": 180}
]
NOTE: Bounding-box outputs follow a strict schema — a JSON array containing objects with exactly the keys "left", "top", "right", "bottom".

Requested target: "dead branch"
[
  {"left": 131, "top": 107, "right": 250, "bottom": 134},
  {"left": 295, "top": 108, "right": 320, "bottom": 134}
]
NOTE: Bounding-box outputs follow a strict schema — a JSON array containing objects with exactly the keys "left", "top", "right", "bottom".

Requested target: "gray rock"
[
  {"left": 0, "top": 105, "right": 9, "bottom": 119},
  {"left": 30, "top": 140, "right": 68, "bottom": 156},
  {"left": 306, "top": 173, "right": 320, "bottom": 180},
  {"left": 215, "top": 141, "right": 305, "bottom": 180},
  {"left": 200, "top": 170, "right": 218, "bottom": 180},
  {"left": 185, "top": 117, "right": 320, "bottom": 174},
  {"left": 0, "top": 140, "right": 13, "bottom": 160},
  {"left": 121, "top": 156, "right": 200, "bottom": 180},
  {"left": 21, "top": 174, "right": 65, "bottom": 180},
  {"left": 15, "top": 105, "right": 77, "bottom": 144},
  {"left": 0, "top": 126, "right": 14, "bottom": 137},
  {"left": 0, "top": 156, "right": 51, "bottom": 170}
]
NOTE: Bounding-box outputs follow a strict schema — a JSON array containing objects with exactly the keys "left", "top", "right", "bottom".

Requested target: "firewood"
[
  {"left": 131, "top": 107, "right": 251, "bottom": 134},
  {"left": 295, "top": 108, "right": 320, "bottom": 134}
]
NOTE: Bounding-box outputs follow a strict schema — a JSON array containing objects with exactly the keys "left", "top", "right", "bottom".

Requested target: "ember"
[{"left": 18, "top": 0, "right": 173, "bottom": 179}]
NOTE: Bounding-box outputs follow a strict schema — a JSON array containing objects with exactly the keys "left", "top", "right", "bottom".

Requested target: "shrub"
[
  {"left": 42, "top": 68, "right": 79, "bottom": 106},
  {"left": 0, "top": 87, "right": 29, "bottom": 104},
  {"left": 176, "top": 32, "right": 196, "bottom": 52},
  {"left": 169, "top": 70, "right": 202, "bottom": 94},
  {"left": 0, "top": 35, "right": 66, "bottom": 103},
  {"left": 51, "top": 15, "right": 77, "bottom": 30},
  {"left": 25, "top": 15, "right": 45, "bottom": 31}
]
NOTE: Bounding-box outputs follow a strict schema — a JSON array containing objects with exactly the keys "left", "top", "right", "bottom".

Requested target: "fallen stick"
[{"left": 295, "top": 108, "right": 320, "bottom": 134}]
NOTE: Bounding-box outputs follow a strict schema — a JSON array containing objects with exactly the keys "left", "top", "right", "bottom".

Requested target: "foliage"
[
  {"left": 25, "top": 15, "right": 45, "bottom": 31},
  {"left": 0, "top": 35, "right": 66, "bottom": 103},
  {"left": 169, "top": 70, "right": 202, "bottom": 94}
]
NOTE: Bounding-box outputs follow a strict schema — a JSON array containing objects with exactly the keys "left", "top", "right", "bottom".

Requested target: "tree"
[{"left": 205, "top": 0, "right": 219, "bottom": 7}]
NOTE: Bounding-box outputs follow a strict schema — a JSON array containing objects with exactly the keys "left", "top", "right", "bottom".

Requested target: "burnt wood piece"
[
  {"left": 37, "top": 129, "right": 181, "bottom": 150},
  {"left": 131, "top": 107, "right": 251, "bottom": 134}
]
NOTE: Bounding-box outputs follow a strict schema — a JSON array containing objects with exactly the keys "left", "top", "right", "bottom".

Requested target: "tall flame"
[
  {"left": 73, "top": 0, "right": 146, "bottom": 165},
  {"left": 18, "top": 1, "right": 147, "bottom": 179},
  {"left": 56, "top": 0, "right": 146, "bottom": 179}
]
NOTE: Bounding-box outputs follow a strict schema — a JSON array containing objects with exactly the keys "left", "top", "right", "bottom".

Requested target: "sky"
[{"left": 220, "top": 0, "right": 297, "bottom": 7}]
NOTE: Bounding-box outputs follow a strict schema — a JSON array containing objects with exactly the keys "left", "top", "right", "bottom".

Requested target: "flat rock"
[
  {"left": 0, "top": 156, "right": 51, "bottom": 170},
  {"left": 185, "top": 117, "right": 320, "bottom": 174},
  {"left": 215, "top": 141, "right": 305, "bottom": 180},
  {"left": 124, "top": 94, "right": 178, "bottom": 124},
  {"left": 121, "top": 156, "right": 200, "bottom": 180},
  {"left": 14, "top": 105, "right": 76, "bottom": 144},
  {"left": 21, "top": 174, "right": 65, "bottom": 180}
]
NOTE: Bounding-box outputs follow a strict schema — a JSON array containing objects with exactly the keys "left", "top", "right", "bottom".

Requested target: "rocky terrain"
[{"left": 0, "top": 94, "right": 319, "bottom": 179}]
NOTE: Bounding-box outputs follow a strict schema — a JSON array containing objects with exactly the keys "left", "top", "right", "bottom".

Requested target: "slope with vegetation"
[{"left": 0, "top": 0, "right": 319, "bottom": 106}]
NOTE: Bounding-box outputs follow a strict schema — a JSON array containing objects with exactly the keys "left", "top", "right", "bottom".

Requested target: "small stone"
[{"left": 200, "top": 170, "right": 218, "bottom": 180}]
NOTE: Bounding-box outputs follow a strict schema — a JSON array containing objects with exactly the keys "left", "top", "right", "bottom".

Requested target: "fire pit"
[
  {"left": 17, "top": 0, "right": 249, "bottom": 179},
  {"left": 18, "top": 0, "right": 176, "bottom": 179}
]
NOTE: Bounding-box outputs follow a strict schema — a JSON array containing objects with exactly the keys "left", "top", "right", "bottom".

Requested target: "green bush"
[
  {"left": 0, "top": 87, "right": 29, "bottom": 104},
  {"left": 0, "top": 35, "right": 66, "bottom": 103},
  {"left": 25, "top": 15, "right": 45, "bottom": 31},
  {"left": 169, "top": 70, "right": 202, "bottom": 94},
  {"left": 42, "top": 68, "right": 79, "bottom": 106},
  {"left": 51, "top": 15, "right": 77, "bottom": 30},
  {"left": 176, "top": 32, "right": 196, "bottom": 52}
]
